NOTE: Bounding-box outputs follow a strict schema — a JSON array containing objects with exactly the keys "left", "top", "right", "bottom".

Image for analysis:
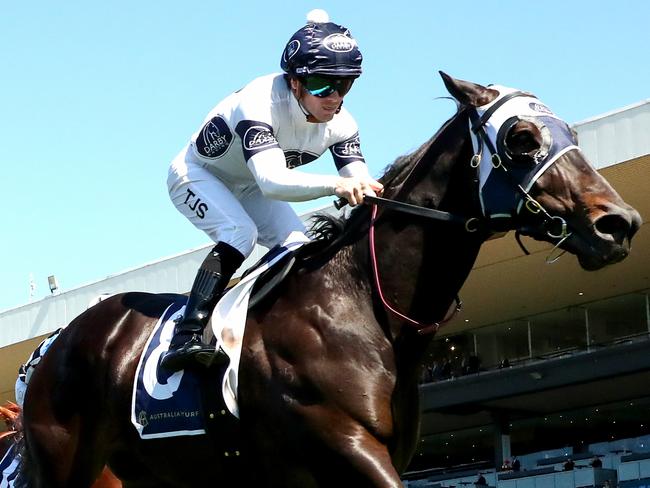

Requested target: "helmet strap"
[
  {"left": 297, "top": 90, "right": 321, "bottom": 123},
  {"left": 290, "top": 77, "right": 316, "bottom": 121},
  {"left": 298, "top": 98, "right": 313, "bottom": 121}
]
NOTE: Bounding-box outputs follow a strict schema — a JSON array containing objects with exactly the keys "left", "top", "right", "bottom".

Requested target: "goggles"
[{"left": 300, "top": 76, "right": 354, "bottom": 98}]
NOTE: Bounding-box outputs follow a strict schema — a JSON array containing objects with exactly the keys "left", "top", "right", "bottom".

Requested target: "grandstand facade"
[{"left": 1, "top": 100, "right": 649, "bottom": 486}]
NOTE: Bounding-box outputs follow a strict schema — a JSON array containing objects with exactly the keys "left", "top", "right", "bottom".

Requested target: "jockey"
[{"left": 161, "top": 9, "right": 383, "bottom": 371}]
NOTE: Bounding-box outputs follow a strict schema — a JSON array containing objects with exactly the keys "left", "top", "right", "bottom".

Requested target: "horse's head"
[{"left": 441, "top": 72, "right": 642, "bottom": 270}]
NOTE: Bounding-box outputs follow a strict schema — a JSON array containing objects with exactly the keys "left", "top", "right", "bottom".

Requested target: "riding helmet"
[{"left": 281, "top": 9, "right": 363, "bottom": 78}]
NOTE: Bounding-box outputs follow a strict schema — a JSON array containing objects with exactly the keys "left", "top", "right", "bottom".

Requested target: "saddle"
[
  {"left": 235, "top": 239, "right": 329, "bottom": 310},
  {"left": 246, "top": 248, "right": 297, "bottom": 309}
]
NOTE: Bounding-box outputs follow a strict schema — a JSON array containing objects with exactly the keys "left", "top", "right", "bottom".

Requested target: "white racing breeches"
[{"left": 168, "top": 156, "right": 309, "bottom": 258}]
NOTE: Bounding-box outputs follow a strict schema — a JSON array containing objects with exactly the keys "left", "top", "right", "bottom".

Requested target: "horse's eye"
[{"left": 504, "top": 120, "right": 543, "bottom": 164}]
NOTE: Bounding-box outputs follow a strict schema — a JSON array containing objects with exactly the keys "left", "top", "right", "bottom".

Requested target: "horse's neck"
[{"left": 372, "top": 111, "right": 483, "bottom": 352}]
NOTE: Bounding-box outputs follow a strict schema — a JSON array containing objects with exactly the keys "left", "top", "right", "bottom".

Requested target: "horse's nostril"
[{"left": 594, "top": 214, "right": 630, "bottom": 239}]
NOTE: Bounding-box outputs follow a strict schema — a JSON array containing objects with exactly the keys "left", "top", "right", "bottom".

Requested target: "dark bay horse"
[{"left": 19, "top": 73, "right": 641, "bottom": 487}]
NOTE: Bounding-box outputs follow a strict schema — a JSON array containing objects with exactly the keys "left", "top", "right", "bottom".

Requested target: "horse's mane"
[{"left": 303, "top": 109, "right": 463, "bottom": 261}]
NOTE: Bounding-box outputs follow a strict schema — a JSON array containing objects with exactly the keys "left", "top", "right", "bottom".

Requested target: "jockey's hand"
[{"left": 335, "top": 176, "right": 384, "bottom": 207}]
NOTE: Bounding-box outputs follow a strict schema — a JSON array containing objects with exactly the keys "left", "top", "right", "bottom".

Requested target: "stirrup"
[
  {"left": 160, "top": 338, "right": 229, "bottom": 371},
  {"left": 194, "top": 347, "right": 228, "bottom": 368}
]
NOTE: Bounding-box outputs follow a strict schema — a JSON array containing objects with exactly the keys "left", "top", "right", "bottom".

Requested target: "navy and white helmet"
[{"left": 281, "top": 9, "right": 363, "bottom": 78}]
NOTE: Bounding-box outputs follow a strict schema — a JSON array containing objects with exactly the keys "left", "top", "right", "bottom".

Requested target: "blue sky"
[{"left": 2, "top": 1, "right": 649, "bottom": 311}]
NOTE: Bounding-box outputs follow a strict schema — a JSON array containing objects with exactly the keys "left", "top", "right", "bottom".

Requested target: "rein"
[
  {"left": 368, "top": 204, "right": 462, "bottom": 335},
  {"left": 362, "top": 195, "right": 482, "bottom": 232}
]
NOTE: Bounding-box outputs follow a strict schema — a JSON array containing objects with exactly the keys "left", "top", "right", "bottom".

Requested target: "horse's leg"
[
  {"left": 242, "top": 405, "right": 403, "bottom": 488},
  {"left": 307, "top": 414, "right": 404, "bottom": 487},
  {"left": 21, "top": 326, "right": 116, "bottom": 486},
  {"left": 22, "top": 385, "right": 110, "bottom": 487}
]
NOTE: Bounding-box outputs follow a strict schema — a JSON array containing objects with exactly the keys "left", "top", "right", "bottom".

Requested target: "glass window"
[
  {"left": 587, "top": 293, "right": 648, "bottom": 345},
  {"left": 530, "top": 307, "right": 586, "bottom": 358},
  {"left": 434, "top": 291, "right": 649, "bottom": 374},
  {"left": 474, "top": 319, "right": 530, "bottom": 369}
]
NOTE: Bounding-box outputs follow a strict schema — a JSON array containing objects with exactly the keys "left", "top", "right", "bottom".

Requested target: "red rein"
[{"left": 368, "top": 204, "right": 459, "bottom": 335}]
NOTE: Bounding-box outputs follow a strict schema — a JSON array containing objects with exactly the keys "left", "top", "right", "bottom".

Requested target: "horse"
[{"left": 18, "top": 73, "right": 641, "bottom": 487}]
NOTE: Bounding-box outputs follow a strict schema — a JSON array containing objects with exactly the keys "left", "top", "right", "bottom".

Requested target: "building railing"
[{"left": 421, "top": 290, "right": 650, "bottom": 384}]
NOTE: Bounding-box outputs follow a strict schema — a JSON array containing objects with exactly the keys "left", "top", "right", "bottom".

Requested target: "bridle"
[
  {"left": 468, "top": 90, "right": 572, "bottom": 259},
  {"left": 348, "top": 91, "right": 577, "bottom": 334}
]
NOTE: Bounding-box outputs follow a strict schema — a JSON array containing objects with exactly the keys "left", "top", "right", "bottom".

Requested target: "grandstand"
[{"left": 1, "top": 99, "right": 649, "bottom": 487}]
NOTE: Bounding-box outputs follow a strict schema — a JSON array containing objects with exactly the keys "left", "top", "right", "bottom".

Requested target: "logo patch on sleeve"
[
  {"left": 243, "top": 126, "right": 276, "bottom": 151},
  {"left": 284, "top": 150, "right": 319, "bottom": 169},
  {"left": 331, "top": 133, "right": 363, "bottom": 159},
  {"left": 330, "top": 133, "right": 365, "bottom": 170},
  {"left": 235, "top": 120, "right": 280, "bottom": 160},
  {"left": 195, "top": 116, "right": 233, "bottom": 159}
]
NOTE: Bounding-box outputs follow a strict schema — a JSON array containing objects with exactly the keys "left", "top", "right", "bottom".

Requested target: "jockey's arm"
[{"left": 247, "top": 149, "right": 381, "bottom": 205}]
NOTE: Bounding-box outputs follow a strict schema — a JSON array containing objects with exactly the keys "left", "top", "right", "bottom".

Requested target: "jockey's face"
[{"left": 290, "top": 77, "right": 343, "bottom": 123}]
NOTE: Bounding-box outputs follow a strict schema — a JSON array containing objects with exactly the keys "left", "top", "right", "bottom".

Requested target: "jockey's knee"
[{"left": 209, "top": 223, "right": 258, "bottom": 259}]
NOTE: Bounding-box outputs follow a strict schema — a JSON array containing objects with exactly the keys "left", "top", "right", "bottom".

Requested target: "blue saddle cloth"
[
  {"left": 131, "top": 241, "right": 304, "bottom": 438},
  {"left": 131, "top": 298, "right": 208, "bottom": 439}
]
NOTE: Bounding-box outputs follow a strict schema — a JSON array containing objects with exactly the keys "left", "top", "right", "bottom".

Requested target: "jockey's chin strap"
[{"left": 368, "top": 204, "right": 462, "bottom": 335}]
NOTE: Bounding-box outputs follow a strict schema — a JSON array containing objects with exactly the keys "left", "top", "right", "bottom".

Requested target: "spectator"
[
  {"left": 591, "top": 456, "right": 603, "bottom": 468},
  {"left": 512, "top": 456, "right": 521, "bottom": 472},
  {"left": 468, "top": 354, "right": 481, "bottom": 374},
  {"left": 430, "top": 361, "right": 443, "bottom": 381},
  {"left": 563, "top": 458, "right": 575, "bottom": 471},
  {"left": 462, "top": 354, "right": 481, "bottom": 375},
  {"left": 475, "top": 474, "right": 487, "bottom": 487},
  {"left": 441, "top": 359, "right": 452, "bottom": 379},
  {"left": 499, "top": 358, "right": 511, "bottom": 369}
]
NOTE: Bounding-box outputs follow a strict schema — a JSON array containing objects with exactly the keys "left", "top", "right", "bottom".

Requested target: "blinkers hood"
[{"left": 469, "top": 86, "right": 580, "bottom": 223}]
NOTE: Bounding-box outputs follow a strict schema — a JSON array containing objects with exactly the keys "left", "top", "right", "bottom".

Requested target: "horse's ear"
[{"left": 439, "top": 71, "right": 499, "bottom": 107}]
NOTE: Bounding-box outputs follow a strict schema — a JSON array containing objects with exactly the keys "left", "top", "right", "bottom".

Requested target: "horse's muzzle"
[
  {"left": 575, "top": 207, "right": 642, "bottom": 270},
  {"left": 593, "top": 209, "right": 642, "bottom": 245}
]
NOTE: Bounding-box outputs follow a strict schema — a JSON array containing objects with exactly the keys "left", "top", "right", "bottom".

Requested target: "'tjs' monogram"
[{"left": 184, "top": 189, "right": 208, "bottom": 219}]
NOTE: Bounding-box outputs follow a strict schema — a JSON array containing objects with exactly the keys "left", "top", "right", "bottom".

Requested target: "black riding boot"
[{"left": 160, "top": 242, "right": 245, "bottom": 371}]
